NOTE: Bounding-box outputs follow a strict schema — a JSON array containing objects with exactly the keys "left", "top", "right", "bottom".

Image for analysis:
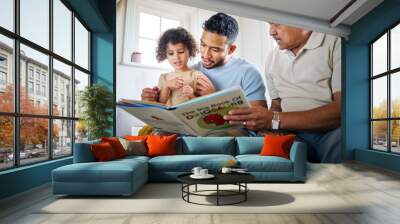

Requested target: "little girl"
[{"left": 156, "top": 27, "right": 204, "bottom": 106}]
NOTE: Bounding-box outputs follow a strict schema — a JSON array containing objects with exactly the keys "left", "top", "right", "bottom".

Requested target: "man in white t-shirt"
[{"left": 225, "top": 24, "right": 341, "bottom": 163}]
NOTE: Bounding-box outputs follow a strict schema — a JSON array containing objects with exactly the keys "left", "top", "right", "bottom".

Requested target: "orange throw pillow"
[
  {"left": 101, "top": 137, "right": 127, "bottom": 158},
  {"left": 91, "top": 142, "right": 117, "bottom": 161},
  {"left": 124, "top": 135, "right": 148, "bottom": 141},
  {"left": 260, "top": 134, "right": 296, "bottom": 159},
  {"left": 146, "top": 134, "right": 178, "bottom": 157}
]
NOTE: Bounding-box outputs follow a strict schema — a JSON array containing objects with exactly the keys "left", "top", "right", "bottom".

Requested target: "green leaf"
[{"left": 79, "top": 84, "right": 114, "bottom": 140}]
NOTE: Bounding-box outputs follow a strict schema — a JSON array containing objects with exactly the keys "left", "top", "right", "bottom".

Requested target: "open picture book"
[{"left": 117, "top": 87, "right": 250, "bottom": 136}]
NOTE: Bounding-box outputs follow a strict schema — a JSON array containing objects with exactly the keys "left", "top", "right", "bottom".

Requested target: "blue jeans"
[{"left": 296, "top": 128, "right": 341, "bottom": 163}]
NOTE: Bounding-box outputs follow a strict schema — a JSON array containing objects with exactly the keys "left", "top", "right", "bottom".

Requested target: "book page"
[
  {"left": 118, "top": 105, "right": 197, "bottom": 135},
  {"left": 171, "top": 87, "right": 250, "bottom": 136},
  {"left": 119, "top": 99, "right": 167, "bottom": 107}
]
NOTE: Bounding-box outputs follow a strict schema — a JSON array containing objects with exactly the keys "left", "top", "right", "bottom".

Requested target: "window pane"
[
  {"left": 20, "top": 0, "right": 49, "bottom": 49},
  {"left": 75, "top": 18, "right": 89, "bottom": 70},
  {"left": 0, "top": 35, "right": 14, "bottom": 113},
  {"left": 53, "top": 0, "right": 72, "bottom": 60},
  {"left": 161, "top": 18, "right": 180, "bottom": 33},
  {"left": 138, "top": 38, "right": 157, "bottom": 65},
  {"left": 53, "top": 59, "right": 72, "bottom": 117},
  {"left": 391, "top": 24, "right": 400, "bottom": 70},
  {"left": 372, "top": 121, "right": 388, "bottom": 151},
  {"left": 0, "top": 116, "right": 13, "bottom": 170},
  {"left": 20, "top": 117, "right": 49, "bottom": 165},
  {"left": 75, "top": 120, "right": 88, "bottom": 143},
  {"left": 53, "top": 119, "right": 72, "bottom": 158},
  {"left": 391, "top": 72, "right": 400, "bottom": 118},
  {"left": 372, "top": 33, "right": 387, "bottom": 76},
  {"left": 139, "top": 13, "right": 160, "bottom": 39},
  {"left": 391, "top": 120, "right": 400, "bottom": 153},
  {"left": 20, "top": 44, "right": 49, "bottom": 115},
  {"left": 74, "top": 69, "right": 89, "bottom": 118},
  {"left": 372, "top": 77, "right": 387, "bottom": 119},
  {"left": 0, "top": 0, "right": 14, "bottom": 31}
]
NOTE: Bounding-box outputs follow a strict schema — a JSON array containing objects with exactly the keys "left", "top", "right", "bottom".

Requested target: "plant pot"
[{"left": 131, "top": 52, "right": 142, "bottom": 63}]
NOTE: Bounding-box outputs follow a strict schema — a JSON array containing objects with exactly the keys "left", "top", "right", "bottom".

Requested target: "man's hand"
[
  {"left": 141, "top": 86, "right": 160, "bottom": 102},
  {"left": 196, "top": 74, "right": 216, "bottom": 96},
  {"left": 224, "top": 107, "right": 273, "bottom": 131},
  {"left": 182, "top": 85, "right": 195, "bottom": 99},
  {"left": 166, "top": 77, "right": 184, "bottom": 90}
]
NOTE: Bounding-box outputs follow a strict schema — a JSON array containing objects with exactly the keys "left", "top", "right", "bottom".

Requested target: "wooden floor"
[{"left": 1, "top": 162, "right": 400, "bottom": 224}]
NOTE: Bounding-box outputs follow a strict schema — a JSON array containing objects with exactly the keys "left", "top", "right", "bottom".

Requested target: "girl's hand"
[
  {"left": 182, "top": 85, "right": 195, "bottom": 99},
  {"left": 141, "top": 86, "right": 160, "bottom": 102},
  {"left": 196, "top": 74, "right": 216, "bottom": 96},
  {"left": 166, "top": 77, "right": 184, "bottom": 90}
]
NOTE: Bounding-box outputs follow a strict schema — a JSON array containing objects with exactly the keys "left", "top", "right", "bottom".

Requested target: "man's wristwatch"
[{"left": 272, "top": 111, "right": 280, "bottom": 130}]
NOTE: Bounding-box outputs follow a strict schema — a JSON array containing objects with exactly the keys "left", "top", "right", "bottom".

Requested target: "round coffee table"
[{"left": 177, "top": 173, "right": 255, "bottom": 206}]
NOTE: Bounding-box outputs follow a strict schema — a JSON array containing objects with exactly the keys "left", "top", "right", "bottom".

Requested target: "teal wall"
[
  {"left": 92, "top": 32, "right": 115, "bottom": 136},
  {"left": 91, "top": 0, "right": 116, "bottom": 135},
  {"left": 345, "top": 0, "right": 400, "bottom": 171},
  {"left": 66, "top": 0, "right": 110, "bottom": 32},
  {"left": 92, "top": 33, "right": 114, "bottom": 87},
  {"left": 0, "top": 0, "right": 115, "bottom": 200}
]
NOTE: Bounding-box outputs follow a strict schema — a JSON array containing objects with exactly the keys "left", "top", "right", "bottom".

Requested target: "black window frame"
[
  {"left": 0, "top": 53, "right": 7, "bottom": 86},
  {"left": 370, "top": 21, "right": 400, "bottom": 154},
  {"left": 0, "top": 0, "right": 92, "bottom": 171}
]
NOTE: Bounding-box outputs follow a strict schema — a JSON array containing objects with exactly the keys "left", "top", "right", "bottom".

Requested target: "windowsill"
[
  {"left": 0, "top": 156, "right": 72, "bottom": 175},
  {"left": 120, "top": 61, "right": 170, "bottom": 71},
  {"left": 354, "top": 148, "right": 400, "bottom": 172},
  {"left": 358, "top": 148, "right": 400, "bottom": 155}
]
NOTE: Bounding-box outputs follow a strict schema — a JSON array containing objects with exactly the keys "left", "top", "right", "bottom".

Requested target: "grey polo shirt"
[{"left": 265, "top": 32, "right": 341, "bottom": 112}]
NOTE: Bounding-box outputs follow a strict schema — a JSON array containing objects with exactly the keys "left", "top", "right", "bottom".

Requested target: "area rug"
[{"left": 37, "top": 183, "right": 361, "bottom": 214}]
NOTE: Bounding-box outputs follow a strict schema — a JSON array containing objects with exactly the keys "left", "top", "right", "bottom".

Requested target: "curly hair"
[
  {"left": 156, "top": 27, "right": 198, "bottom": 63},
  {"left": 202, "top": 12, "right": 238, "bottom": 45}
]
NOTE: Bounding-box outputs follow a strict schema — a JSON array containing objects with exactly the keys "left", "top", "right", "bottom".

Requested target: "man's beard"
[{"left": 202, "top": 57, "right": 225, "bottom": 69}]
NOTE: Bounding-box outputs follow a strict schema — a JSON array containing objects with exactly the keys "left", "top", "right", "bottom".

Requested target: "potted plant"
[{"left": 79, "top": 84, "right": 114, "bottom": 140}]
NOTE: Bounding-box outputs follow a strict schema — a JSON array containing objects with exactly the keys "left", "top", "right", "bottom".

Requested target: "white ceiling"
[
  {"left": 163, "top": 0, "right": 384, "bottom": 37},
  {"left": 225, "top": 0, "right": 352, "bottom": 23}
]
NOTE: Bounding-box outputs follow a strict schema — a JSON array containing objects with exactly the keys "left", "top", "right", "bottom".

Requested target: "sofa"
[{"left": 52, "top": 137, "right": 307, "bottom": 196}]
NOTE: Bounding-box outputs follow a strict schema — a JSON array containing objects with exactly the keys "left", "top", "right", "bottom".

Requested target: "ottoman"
[{"left": 52, "top": 157, "right": 148, "bottom": 196}]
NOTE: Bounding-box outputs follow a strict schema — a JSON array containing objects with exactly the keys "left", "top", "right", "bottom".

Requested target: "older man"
[{"left": 225, "top": 24, "right": 341, "bottom": 163}]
